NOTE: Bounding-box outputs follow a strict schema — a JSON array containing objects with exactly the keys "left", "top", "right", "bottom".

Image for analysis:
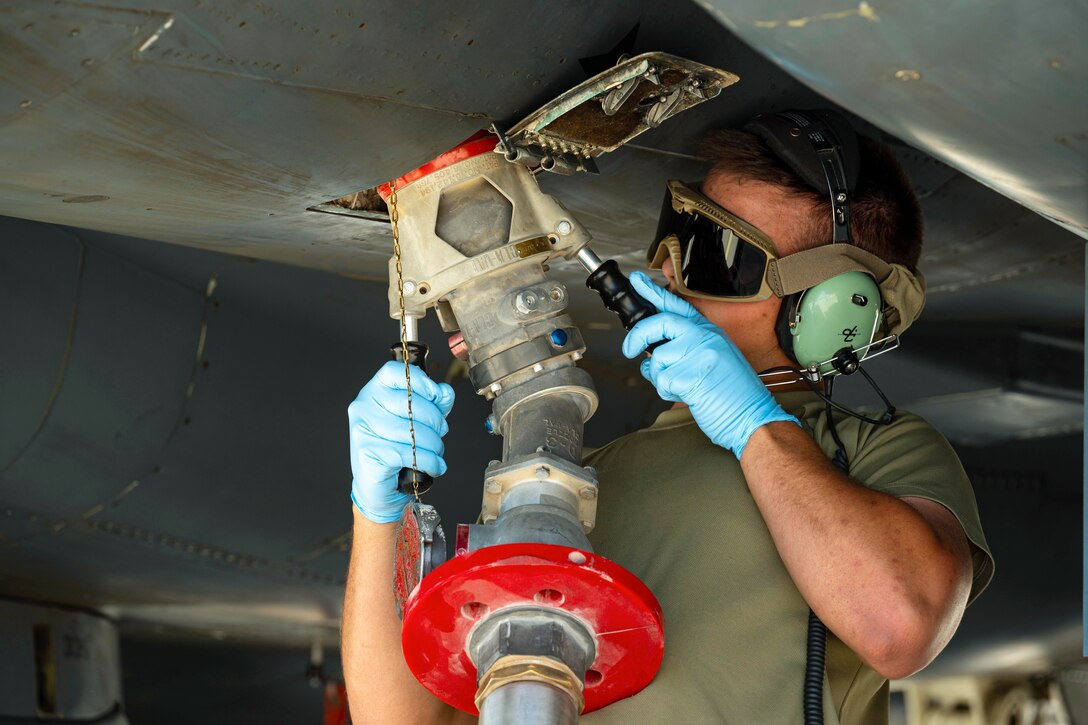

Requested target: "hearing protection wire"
[
  {"left": 804, "top": 610, "right": 828, "bottom": 725},
  {"left": 758, "top": 365, "right": 895, "bottom": 427}
]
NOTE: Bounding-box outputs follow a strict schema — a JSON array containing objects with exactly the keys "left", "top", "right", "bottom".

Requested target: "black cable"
[
  {"left": 825, "top": 396, "right": 851, "bottom": 474},
  {"left": 803, "top": 400, "right": 849, "bottom": 725},
  {"left": 804, "top": 610, "right": 828, "bottom": 725},
  {"left": 757, "top": 365, "right": 894, "bottom": 427},
  {"left": 858, "top": 366, "right": 896, "bottom": 424}
]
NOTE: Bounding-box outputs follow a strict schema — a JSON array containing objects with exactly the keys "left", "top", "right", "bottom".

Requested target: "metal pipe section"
[
  {"left": 478, "top": 682, "right": 580, "bottom": 725},
  {"left": 443, "top": 259, "right": 598, "bottom": 534},
  {"left": 470, "top": 608, "right": 593, "bottom": 725},
  {"left": 402, "top": 315, "right": 419, "bottom": 342},
  {"left": 440, "top": 232, "right": 598, "bottom": 720},
  {"left": 576, "top": 247, "right": 604, "bottom": 274},
  {"left": 499, "top": 391, "right": 586, "bottom": 464}
]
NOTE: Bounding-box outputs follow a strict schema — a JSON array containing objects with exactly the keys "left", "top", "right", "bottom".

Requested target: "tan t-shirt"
[{"left": 581, "top": 391, "right": 994, "bottom": 725}]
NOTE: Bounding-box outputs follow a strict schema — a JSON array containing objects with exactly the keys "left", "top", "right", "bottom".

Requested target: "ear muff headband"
[
  {"left": 746, "top": 110, "right": 861, "bottom": 245},
  {"left": 747, "top": 108, "right": 926, "bottom": 360}
]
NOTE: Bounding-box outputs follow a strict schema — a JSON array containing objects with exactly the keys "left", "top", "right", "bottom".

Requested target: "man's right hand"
[
  {"left": 348, "top": 361, "right": 456, "bottom": 523},
  {"left": 622, "top": 271, "right": 797, "bottom": 459}
]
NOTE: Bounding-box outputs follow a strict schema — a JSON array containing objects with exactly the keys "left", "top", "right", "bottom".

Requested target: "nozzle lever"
[{"left": 578, "top": 248, "right": 662, "bottom": 352}]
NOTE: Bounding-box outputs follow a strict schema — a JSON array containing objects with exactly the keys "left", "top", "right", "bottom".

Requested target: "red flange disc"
[{"left": 400, "top": 543, "right": 664, "bottom": 715}]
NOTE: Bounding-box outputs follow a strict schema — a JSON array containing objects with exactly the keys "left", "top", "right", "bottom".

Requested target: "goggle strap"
[
  {"left": 770, "top": 245, "right": 926, "bottom": 336},
  {"left": 773, "top": 244, "right": 888, "bottom": 294}
]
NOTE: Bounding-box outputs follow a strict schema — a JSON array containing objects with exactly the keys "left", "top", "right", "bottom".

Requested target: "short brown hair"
[{"left": 698, "top": 129, "right": 923, "bottom": 272}]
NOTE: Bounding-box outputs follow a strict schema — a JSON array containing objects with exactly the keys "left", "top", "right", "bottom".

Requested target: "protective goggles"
[
  {"left": 647, "top": 180, "right": 779, "bottom": 302},
  {"left": 646, "top": 179, "right": 928, "bottom": 337}
]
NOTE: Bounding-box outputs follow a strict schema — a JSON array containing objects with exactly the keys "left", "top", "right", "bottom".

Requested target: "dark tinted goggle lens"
[{"left": 654, "top": 204, "right": 768, "bottom": 298}]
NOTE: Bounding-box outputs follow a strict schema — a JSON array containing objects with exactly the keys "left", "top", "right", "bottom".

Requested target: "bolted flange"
[{"left": 399, "top": 542, "right": 664, "bottom": 716}]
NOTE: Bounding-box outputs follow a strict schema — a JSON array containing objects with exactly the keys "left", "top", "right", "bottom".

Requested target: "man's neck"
[{"left": 668, "top": 376, "right": 813, "bottom": 410}]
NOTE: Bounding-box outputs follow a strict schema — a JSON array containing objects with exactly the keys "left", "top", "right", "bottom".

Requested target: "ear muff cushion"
[
  {"left": 745, "top": 110, "right": 861, "bottom": 195},
  {"left": 789, "top": 272, "right": 883, "bottom": 375},
  {"left": 775, "top": 293, "right": 802, "bottom": 363}
]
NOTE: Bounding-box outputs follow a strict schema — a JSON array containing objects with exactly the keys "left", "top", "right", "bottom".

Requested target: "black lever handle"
[
  {"left": 389, "top": 341, "right": 435, "bottom": 496},
  {"left": 585, "top": 259, "right": 663, "bottom": 352}
]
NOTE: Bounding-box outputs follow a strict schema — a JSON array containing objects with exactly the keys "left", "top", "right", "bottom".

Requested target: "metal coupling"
[{"left": 475, "top": 655, "right": 584, "bottom": 714}]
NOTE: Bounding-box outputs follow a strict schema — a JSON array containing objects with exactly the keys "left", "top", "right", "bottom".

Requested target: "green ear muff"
[{"left": 787, "top": 272, "right": 883, "bottom": 376}]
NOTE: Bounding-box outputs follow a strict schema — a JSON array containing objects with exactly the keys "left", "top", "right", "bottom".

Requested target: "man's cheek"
[{"left": 687, "top": 295, "right": 716, "bottom": 320}]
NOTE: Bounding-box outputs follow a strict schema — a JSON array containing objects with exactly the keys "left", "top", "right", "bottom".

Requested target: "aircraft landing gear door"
[{"left": 377, "top": 53, "right": 739, "bottom": 724}]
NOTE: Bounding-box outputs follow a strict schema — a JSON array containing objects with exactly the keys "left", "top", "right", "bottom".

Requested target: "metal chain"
[{"left": 389, "top": 179, "right": 421, "bottom": 501}]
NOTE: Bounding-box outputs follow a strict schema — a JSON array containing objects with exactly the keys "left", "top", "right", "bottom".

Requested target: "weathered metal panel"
[
  {"left": 0, "top": 219, "right": 203, "bottom": 519},
  {"left": 696, "top": 0, "right": 1088, "bottom": 237},
  {"left": 0, "top": 221, "right": 83, "bottom": 470},
  {"left": 0, "top": 0, "right": 830, "bottom": 276},
  {"left": 0, "top": 221, "right": 504, "bottom": 645}
]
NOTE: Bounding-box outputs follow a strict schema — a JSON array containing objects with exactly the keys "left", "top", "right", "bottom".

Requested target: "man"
[{"left": 341, "top": 117, "right": 994, "bottom": 724}]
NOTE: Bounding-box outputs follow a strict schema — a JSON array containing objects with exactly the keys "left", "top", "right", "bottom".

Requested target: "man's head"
[
  {"left": 698, "top": 127, "right": 923, "bottom": 269},
  {"left": 654, "top": 119, "right": 924, "bottom": 372}
]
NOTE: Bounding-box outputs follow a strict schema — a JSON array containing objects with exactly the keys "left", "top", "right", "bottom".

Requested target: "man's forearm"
[
  {"left": 342, "top": 508, "right": 469, "bottom": 724},
  {"left": 739, "top": 421, "right": 973, "bottom": 679}
]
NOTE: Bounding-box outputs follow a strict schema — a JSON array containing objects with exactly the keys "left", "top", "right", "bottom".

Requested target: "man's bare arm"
[
  {"left": 342, "top": 509, "right": 475, "bottom": 724},
  {"left": 740, "top": 421, "right": 973, "bottom": 680}
]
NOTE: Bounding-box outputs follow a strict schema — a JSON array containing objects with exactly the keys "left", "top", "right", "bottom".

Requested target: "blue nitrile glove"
[
  {"left": 348, "top": 361, "right": 455, "bottom": 523},
  {"left": 622, "top": 271, "right": 799, "bottom": 458}
]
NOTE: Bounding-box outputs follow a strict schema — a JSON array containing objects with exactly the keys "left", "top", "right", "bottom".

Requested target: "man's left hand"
[{"left": 622, "top": 271, "right": 799, "bottom": 458}]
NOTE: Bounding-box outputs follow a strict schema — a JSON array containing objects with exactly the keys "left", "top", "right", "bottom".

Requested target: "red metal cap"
[
  {"left": 400, "top": 543, "right": 665, "bottom": 715},
  {"left": 376, "top": 130, "right": 498, "bottom": 200}
]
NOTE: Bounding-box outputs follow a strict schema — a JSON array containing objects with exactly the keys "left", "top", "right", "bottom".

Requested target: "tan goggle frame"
[
  {"left": 648, "top": 180, "right": 780, "bottom": 302},
  {"left": 648, "top": 179, "right": 928, "bottom": 336}
]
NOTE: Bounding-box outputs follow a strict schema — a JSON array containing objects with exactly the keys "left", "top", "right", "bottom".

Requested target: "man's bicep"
[
  {"left": 846, "top": 413, "right": 995, "bottom": 603},
  {"left": 900, "top": 496, "right": 973, "bottom": 574}
]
